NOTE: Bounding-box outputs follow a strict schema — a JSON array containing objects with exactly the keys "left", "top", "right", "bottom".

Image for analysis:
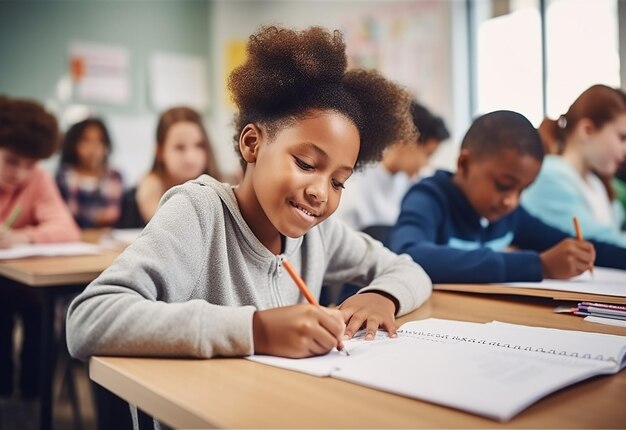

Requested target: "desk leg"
[{"left": 39, "top": 290, "right": 54, "bottom": 430}]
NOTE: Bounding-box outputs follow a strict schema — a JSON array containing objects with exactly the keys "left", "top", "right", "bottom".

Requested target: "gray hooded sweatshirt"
[{"left": 66, "top": 175, "right": 431, "bottom": 361}]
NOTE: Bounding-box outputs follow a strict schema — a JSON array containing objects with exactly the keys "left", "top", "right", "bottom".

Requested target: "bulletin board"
[{"left": 342, "top": 0, "right": 448, "bottom": 110}]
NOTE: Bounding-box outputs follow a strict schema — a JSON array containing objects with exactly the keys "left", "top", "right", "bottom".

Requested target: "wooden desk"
[
  {"left": 90, "top": 291, "right": 626, "bottom": 429},
  {"left": 0, "top": 250, "right": 119, "bottom": 430}
]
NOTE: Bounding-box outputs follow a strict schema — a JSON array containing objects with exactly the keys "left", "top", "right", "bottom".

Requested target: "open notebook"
[{"left": 248, "top": 318, "right": 626, "bottom": 421}]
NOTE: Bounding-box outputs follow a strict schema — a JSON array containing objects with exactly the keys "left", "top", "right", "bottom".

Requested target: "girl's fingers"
[
  {"left": 380, "top": 317, "right": 398, "bottom": 338},
  {"left": 345, "top": 313, "right": 366, "bottom": 339},
  {"left": 364, "top": 317, "right": 381, "bottom": 340}
]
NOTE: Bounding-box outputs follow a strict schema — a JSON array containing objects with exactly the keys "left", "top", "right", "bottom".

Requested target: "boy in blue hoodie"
[{"left": 388, "top": 110, "right": 626, "bottom": 283}]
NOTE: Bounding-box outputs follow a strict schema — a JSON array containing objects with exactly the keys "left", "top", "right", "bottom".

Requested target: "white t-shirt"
[{"left": 336, "top": 163, "right": 416, "bottom": 230}]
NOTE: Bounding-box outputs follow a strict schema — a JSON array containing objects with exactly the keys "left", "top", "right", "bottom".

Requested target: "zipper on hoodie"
[{"left": 271, "top": 255, "right": 285, "bottom": 307}]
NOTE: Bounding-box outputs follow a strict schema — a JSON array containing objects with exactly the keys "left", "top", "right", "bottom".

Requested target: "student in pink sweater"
[{"left": 0, "top": 95, "right": 79, "bottom": 400}]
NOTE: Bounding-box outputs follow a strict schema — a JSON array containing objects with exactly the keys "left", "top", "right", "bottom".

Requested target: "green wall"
[{"left": 0, "top": 0, "right": 211, "bottom": 115}]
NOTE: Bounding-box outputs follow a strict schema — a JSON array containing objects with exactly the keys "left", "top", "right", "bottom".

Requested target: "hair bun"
[{"left": 229, "top": 26, "right": 348, "bottom": 114}]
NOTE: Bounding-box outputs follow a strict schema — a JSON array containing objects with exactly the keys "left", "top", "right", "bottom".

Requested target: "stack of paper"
[
  {"left": 557, "top": 302, "right": 626, "bottom": 327},
  {"left": 575, "top": 302, "right": 626, "bottom": 320}
]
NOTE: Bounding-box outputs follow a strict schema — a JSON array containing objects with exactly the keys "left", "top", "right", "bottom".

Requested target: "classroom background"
[
  {"left": 1, "top": 1, "right": 625, "bottom": 429},
  {"left": 2, "top": 0, "right": 624, "bottom": 189}
]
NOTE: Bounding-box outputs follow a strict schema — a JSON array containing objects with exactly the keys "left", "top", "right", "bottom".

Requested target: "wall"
[
  {"left": 0, "top": 0, "right": 211, "bottom": 185},
  {"left": 209, "top": 0, "right": 469, "bottom": 173},
  {"left": 0, "top": 0, "right": 469, "bottom": 183}
]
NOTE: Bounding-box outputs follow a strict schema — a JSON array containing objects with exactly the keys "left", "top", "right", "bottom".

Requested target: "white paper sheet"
[
  {"left": 0, "top": 242, "right": 102, "bottom": 260},
  {"left": 504, "top": 267, "right": 626, "bottom": 297}
]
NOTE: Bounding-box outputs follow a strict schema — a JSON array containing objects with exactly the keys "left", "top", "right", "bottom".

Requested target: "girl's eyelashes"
[
  {"left": 294, "top": 156, "right": 346, "bottom": 190},
  {"left": 332, "top": 179, "right": 345, "bottom": 190},
  {"left": 294, "top": 157, "right": 314, "bottom": 171}
]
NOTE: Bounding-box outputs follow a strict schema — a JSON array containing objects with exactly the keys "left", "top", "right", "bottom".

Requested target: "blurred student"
[
  {"left": 388, "top": 110, "right": 626, "bottom": 284},
  {"left": 132, "top": 106, "right": 222, "bottom": 226},
  {"left": 0, "top": 95, "right": 79, "bottom": 401},
  {"left": 66, "top": 25, "right": 432, "bottom": 387},
  {"left": 56, "top": 118, "right": 123, "bottom": 228},
  {"left": 522, "top": 85, "right": 626, "bottom": 246},
  {"left": 336, "top": 101, "right": 449, "bottom": 231}
]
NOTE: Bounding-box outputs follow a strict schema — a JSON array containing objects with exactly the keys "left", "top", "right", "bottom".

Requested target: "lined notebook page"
[{"left": 248, "top": 318, "right": 626, "bottom": 421}]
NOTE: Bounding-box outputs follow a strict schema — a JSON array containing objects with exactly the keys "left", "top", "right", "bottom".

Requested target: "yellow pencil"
[
  {"left": 4, "top": 206, "right": 22, "bottom": 229},
  {"left": 572, "top": 216, "right": 594, "bottom": 276}
]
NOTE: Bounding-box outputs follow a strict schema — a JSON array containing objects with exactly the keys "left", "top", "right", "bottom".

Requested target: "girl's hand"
[
  {"left": 0, "top": 229, "right": 30, "bottom": 249},
  {"left": 252, "top": 304, "right": 345, "bottom": 358},
  {"left": 540, "top": 238, "right": 595, "bottom": 279},
  {"left": 338, "top": 292, "right": 398, "bottom": 340}
]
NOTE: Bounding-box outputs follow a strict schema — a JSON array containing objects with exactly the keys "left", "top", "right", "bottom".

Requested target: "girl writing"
[{"left": 67, "top": 26, "right": 431, "bottom": 367}]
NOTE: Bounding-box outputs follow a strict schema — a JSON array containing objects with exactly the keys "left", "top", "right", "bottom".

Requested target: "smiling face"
[
  {"left": 235, "top": 110, "right": 359, "bottom": 253},
  {"left": 453, "top": 147, "right": 542, "bottom": 222}
]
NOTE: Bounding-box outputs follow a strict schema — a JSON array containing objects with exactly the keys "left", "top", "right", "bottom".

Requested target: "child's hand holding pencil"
[
  {"left": 251, "top": 303, "right": 347, "bottom": 358},
  {"left": 251, "top": 258, "right": 347, "bottom": 358},
  {"left": 538, "top": 217, "right": 596, "bottom": 279}
]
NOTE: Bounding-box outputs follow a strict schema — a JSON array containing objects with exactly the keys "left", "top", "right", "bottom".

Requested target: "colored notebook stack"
[
  {"left": 555, "top": 301, "right": 626, "bottom": 327},
  {"left": 573, "top": 302, "right": 626, "bottom": 321}
]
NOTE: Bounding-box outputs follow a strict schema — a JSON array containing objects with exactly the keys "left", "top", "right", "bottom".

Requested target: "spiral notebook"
[{"left": 248, "top": 318, "right": 626, "bottom": 421}]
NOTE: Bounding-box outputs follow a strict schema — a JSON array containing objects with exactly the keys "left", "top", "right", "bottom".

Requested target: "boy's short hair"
[
  {"left": 411, "top": 102, "right": 450, "bottom": 144},
  {"left": 461, "top": 110, "right": 544, "bottom": 162},
  {"left": 0, "top": 95, "right": 59, "bottom": 159}
]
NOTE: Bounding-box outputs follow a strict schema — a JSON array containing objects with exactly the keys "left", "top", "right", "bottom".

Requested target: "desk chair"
[
  {"left": 56, "top": 309, "right": 83, "bottom": 430},
  {"left": 116, "top": 188, "right": 145, "bottom": 229},
  {"left": 360, "top": 224, "right": 392, "bottom": 245}
]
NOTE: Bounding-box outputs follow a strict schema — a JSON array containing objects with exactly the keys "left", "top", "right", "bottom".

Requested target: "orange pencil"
[
  {"left": 282, "top": 259, "right": 319, "bottom": 306},
  {"left": 572, "top": 216, "right": 594, "bottom": 275},
  {"left": 282, "top": 259, "right": 349, "bottom": 355}
]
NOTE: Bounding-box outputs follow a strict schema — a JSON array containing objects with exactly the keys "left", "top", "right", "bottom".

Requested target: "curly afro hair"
[
  {"left": 228, "top": 26, "right": 417, "bottom": 170},
  {"left": 0, "top": 95, "right": 59, "bottom": 159}
]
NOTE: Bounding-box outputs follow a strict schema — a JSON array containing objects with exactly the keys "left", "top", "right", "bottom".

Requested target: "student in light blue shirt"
[{"left": 522, "top": 85, "right": 626, "bottom": 246}]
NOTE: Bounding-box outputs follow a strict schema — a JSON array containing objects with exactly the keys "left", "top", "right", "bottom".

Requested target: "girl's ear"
[
  {"left": 456, "top": 148, "right": 471, "bottom": 177},
  {"left": 155, "top": 144, "right": 164, "bottom": 163},
  {"left": 576, "top": 118, "right": 597, "bottom": 140},
  {"left": 238, "top": 124, "right": 263, "bottom": 164}
]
